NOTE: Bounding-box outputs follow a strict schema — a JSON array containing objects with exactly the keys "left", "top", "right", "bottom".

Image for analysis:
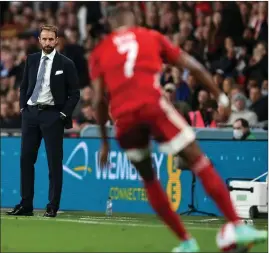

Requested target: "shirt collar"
[{"left": 41, "top": 48, "right": 56, "bottom": 60}]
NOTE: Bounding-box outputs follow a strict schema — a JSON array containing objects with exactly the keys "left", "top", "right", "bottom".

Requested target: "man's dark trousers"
[{"left": 20, "top": 105, "right": 64, "bottom": 211}]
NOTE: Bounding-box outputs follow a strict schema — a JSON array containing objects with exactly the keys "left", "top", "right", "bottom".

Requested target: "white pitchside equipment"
[{"left": 228, "top": 172, "right": 268, "bottom": 219}]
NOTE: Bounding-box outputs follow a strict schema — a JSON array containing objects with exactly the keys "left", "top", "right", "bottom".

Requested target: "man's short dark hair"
[
  {"left": 40, "top": 25, "right": 58, "bottom": 38},
  {"left": 235, "top": 118, "right": 249, "bottom": 128}
]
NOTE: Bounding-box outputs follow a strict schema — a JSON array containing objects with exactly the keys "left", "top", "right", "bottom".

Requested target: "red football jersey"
[{"left": 90, "top": 27, "right": 181, "bottom": 119}]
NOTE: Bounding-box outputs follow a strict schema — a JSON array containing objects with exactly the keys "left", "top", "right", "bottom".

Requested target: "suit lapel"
[
  {"left": 33, "top": 52, "right": 41, "bottom": 87},
  {"left": 50, "top": 51, "right": 61, "bottom": 86}
]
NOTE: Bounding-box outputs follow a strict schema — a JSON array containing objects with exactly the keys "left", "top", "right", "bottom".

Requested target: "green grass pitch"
[{"left": 1, "top": 210, "right": 267, "bottom": 252}]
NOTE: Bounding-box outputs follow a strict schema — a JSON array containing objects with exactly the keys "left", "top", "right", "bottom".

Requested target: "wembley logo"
[{"left": 63, "top": 141, "right": 89, "bottom": 180}]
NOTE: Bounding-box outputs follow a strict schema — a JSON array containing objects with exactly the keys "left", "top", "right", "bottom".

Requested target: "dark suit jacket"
[{"left": 20, "top": 51, "right": 80, "bottom": 129}]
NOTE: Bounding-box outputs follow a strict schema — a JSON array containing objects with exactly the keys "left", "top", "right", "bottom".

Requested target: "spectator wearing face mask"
[
  {"left": 233, "top": 118, "right": 256, "bottom": 140},
  {"left": 228, "top": 93, "right": 258, "bottom": 126}
]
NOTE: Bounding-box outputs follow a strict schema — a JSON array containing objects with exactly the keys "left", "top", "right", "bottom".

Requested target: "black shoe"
[
  {"left": 6, "top": 204, "right": 33, "bottom": 216},
  {"left": 43, "top": 208, "right": 57, "bottom": 218}
]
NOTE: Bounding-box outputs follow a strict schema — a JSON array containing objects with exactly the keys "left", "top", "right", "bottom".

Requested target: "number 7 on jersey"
[{"left": 114, "top": 36, "right": 139, "bottom": 78}]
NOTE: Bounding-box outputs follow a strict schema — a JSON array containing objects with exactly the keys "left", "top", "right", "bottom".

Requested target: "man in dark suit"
[{"left": 6, "top": 25, "right": 80, "bottom": 217}]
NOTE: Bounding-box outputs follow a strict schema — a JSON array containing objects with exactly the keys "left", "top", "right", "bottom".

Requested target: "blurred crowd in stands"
[{"left": 1, "top": 1, "right": 268, "bottom": 132}]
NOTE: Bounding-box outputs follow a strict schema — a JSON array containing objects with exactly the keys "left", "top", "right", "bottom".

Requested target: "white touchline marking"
[
  {"left": 78, "top": 216, "right": 220, "bottom": 225},
  {"left": 1, "top": 216, "right": 219, "bottom": 231},
  {"left": 79, "top": 218, "right": 144, "bottom": 223},
  {"left": 79, "top": 216, "right": 141, "bottom": 220}
]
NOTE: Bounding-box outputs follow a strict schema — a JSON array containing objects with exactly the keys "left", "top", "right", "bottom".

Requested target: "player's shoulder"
[
  {"left": 90, "top": 43, "right": 103, "bottom": 62},
  {"left": 91, "top": 43, "right": 101, "bottom": 57},
  {"left": 89, "top": 37, "right": 111, "bottom": 66},
  {"left": 132, "top": 26, "right": 160, "bottom": 37},
  {"left": 149, "top": 29, "right": 164, "bottom": 41},
  {"left": 138, "top": 27, "right": 164, "bottom": 44}
]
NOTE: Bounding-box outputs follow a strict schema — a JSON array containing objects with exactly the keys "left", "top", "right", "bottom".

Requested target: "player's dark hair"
[{"left": 107, "top": 6, "right": 134, "bottom": 26}]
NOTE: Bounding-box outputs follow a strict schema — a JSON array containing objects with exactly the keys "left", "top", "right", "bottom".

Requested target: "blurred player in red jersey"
[{"left": 90, "top": 6, "right": 267, "bottom": 253}]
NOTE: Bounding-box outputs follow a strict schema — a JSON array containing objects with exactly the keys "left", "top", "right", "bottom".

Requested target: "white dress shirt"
[{"left": 27, "top": 49, "right": 56, "bottom": 106}]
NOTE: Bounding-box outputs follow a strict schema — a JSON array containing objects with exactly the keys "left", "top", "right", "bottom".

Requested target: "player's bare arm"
[
  {"left": 92, "top": 76, "right": 109, "bottom": 167},
  {"left": 176, "top": 51, "right": 229, "bottom": 108}
]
